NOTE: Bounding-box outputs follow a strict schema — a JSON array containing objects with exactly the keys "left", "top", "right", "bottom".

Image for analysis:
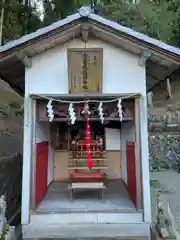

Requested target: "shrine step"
[{"left": 22, "top": 222, "right": 150, "bottom": 239}]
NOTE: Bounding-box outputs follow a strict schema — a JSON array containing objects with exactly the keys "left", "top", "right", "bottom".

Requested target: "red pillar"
[
  {"left": 35, "top": 141, "right": 49, "bottom": 207},
  {"left": 126, "top": 141, "right": 137, "bottom": 207}
]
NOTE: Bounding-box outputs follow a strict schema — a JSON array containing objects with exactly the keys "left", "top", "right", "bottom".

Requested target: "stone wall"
[
  {"left": 0, "top": 115, "right": 23, "bottom": 157},
  {"left": 0, "top": 195, "right": 15, "bottom": 240},
  {"left": 0, "top": 153, "right": 22, "bottom": 223},
  {"left": 149, "top": 77, "right": 180, "bottom": 172},
  {"left": 149, "top": 132, "right": 180, "bottom": 171}
]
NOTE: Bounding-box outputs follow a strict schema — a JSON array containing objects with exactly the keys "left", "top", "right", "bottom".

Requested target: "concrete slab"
[
  {"left": 30, "top": 212, "right": 143, "bottom": 224},
  {"left": 22, "top": 223, "right": 150, "bottom": 239},
  {"left": 36, "top": 180, "right": 135, "bottom": 213}
]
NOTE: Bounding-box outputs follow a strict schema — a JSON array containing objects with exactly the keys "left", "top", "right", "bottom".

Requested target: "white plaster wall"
[
  {"left": 105, "top": 128, "right": 121, "bottom": 150},
  {"left": 120, "top": 122, "right": 135, "bottom": 184},
  {"left": 25, "top": 38, "right": 146, "bottom": 96},
  {"left": 35, "top": 122, "right": 49, "bottom": 143},
  {"left": 35, "top": 122, "right": 54, "bottom": 185},
  {"left": 24, "top": 37, "right": 150, "bottom": 223}
]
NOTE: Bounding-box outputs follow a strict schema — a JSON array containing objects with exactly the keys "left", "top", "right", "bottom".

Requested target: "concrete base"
[
  {"left": 22, "top": 222, "right": 150, "bottom": 239},
  {"left": 5, "top": 226, "right": 16, "bottom": 240},
  {"left": 30, "top": 212, "right": 143, "bottom": 224},
  {"left": 37, "top": 181, "right": 135, "bottom": 213}
]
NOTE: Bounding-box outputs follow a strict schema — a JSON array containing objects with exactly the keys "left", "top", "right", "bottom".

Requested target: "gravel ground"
[{"left": 150, "top": 170, "right": 180, "bottom": 233}]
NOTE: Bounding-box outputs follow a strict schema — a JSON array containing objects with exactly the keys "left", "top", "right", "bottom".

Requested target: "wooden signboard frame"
[{"left": 68, "top": 48, "right": 103, "bottom": 94}]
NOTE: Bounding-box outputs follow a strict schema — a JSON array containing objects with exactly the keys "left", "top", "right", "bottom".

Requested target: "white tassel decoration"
[
  {"left": 167, "top": 78, "right": 172, "bottom": 99},
  {"left": 98, "top": 102, "right": 104, "bottom": 124},
  {"left": 46, "top": 99, "right": 54, "bottom": 122},
  {"left": 68, "top": 103, "right": 76, "bottom": 124},
  {"left": 117, "top": 99, "right": 123, "bottom": 122}
]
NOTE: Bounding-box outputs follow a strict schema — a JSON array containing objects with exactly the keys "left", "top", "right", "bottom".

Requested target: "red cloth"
[
  {"left": 69, "top": 172, "right": 105, "bottom": 182},
  {"left": 86, "top": 118, "right": 93, "bottom": 169}
]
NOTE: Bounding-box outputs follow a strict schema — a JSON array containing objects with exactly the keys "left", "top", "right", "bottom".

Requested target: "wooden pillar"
[
  {"left": 134, "top": 97, "right": 142, "bottom": 210},
  {"left": 21, "top": 96, "right": 33, "bottom": 224}
]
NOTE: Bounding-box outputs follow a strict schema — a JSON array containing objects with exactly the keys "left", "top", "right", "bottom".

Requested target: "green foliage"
[
  {"left": 150, "top": 180, "right": 160, "bottom": 189},
  {"left": 9, "top": 102, "right": 24, "bottom": 116},
  {"left": 95, "top": 0, "right": 176, "bottom": 44},
  {"left": 0, "top": 0, "right": 42, "bottom": 44},
  {"left": 0, "top": 102, "right": 23, "bottom": 116},
  {"left": 0, "top": 103, "right": 10, "bottom": 116},
  {"left": 0, "top": 223, "right": 9, "bottom": 240}
]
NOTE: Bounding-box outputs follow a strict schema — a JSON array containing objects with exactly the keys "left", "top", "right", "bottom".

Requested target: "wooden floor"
[{"left": 36, "top": 179, "right": 136, "bottom": 213}]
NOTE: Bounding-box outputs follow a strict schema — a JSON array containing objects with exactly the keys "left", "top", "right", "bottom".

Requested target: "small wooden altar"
[
  {"left": 68, "top": 136, "right": 108, "bottom": 183},
  {"left": 70, "top": 138, "right": 104, "bottom": 157}
]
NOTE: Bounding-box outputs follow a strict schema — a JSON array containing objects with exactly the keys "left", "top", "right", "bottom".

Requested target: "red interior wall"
[
  {"left": 35, "top": 141, "right": 49, "bottom": 207},
  {"left": 126, "top": 141, "right": 137, "bottom": 207}
]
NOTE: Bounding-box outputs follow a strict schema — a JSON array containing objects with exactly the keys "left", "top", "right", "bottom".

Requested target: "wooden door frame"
[
  {"left": 134, "top": 97, "right": 142, "bottom": 210},
  {"left": 31, "top": 99, "right": 37, "bottom": 210}
]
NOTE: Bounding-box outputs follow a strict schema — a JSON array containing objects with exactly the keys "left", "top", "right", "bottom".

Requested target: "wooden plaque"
[{"left": 68, "top": 48, "right": 103, "bottom": 93}]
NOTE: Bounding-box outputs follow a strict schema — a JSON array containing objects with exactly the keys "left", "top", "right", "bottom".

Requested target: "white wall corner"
[
  {"left": 21, "top": 96, "right": 33, "bottom": 224},
  {"left": 139, "top": 95, "right": 151, "bottom": 223}
]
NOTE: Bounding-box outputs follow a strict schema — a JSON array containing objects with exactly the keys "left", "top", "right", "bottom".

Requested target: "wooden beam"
[
  {"left": 81, "top": 24, "right": 89, "bottom": 42},
  {"left": 68, "top": 166, "right": 108, "bottom": 170},
  {"left": 16, "top": 52, "right": 32, "bottom": 68},
  {"left": 53, "top": 117, "right": 133, "bottom": 122},
  {"left": 139, "top": 52, "right": 151, "bottom": 66}
]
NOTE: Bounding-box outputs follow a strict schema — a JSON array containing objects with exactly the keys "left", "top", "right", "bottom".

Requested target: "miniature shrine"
[{"left": 3, "top": 5, "right": 176, "bottom": 238}]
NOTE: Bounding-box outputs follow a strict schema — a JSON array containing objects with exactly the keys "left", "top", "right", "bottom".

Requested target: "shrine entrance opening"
[{"left": 33, "top": 96, "right": 142, "bottom": 215}]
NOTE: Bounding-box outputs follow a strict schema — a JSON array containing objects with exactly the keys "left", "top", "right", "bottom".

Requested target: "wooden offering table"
[{"left": 68, "top": 182, "right": 106, "bottom": 200}]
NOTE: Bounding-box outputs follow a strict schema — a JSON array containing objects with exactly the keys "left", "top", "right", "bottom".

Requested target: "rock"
[
  {"left": 155, "top": 192, "right": 179, "bottom": 239},
  {"left": 149, "top": 133, "right": 180, "bottom": 171},
  {"left": 0, "top": 195, "right": 15, "bottom": 239}
]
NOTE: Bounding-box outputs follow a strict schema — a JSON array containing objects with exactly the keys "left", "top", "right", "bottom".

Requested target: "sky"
[{"left": 31, "top": 0, "right": 44, "bottom": 20}]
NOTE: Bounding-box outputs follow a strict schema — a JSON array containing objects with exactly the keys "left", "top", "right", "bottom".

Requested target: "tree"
[
  {"left": 167, "top": 0, "right": 180, "bottom": 47},
  {"left": 42, "top": 0, "right": 79, "bottom": 26},
  {"left": 0, "top": 0, "right": 42, "bottom": 44}
]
